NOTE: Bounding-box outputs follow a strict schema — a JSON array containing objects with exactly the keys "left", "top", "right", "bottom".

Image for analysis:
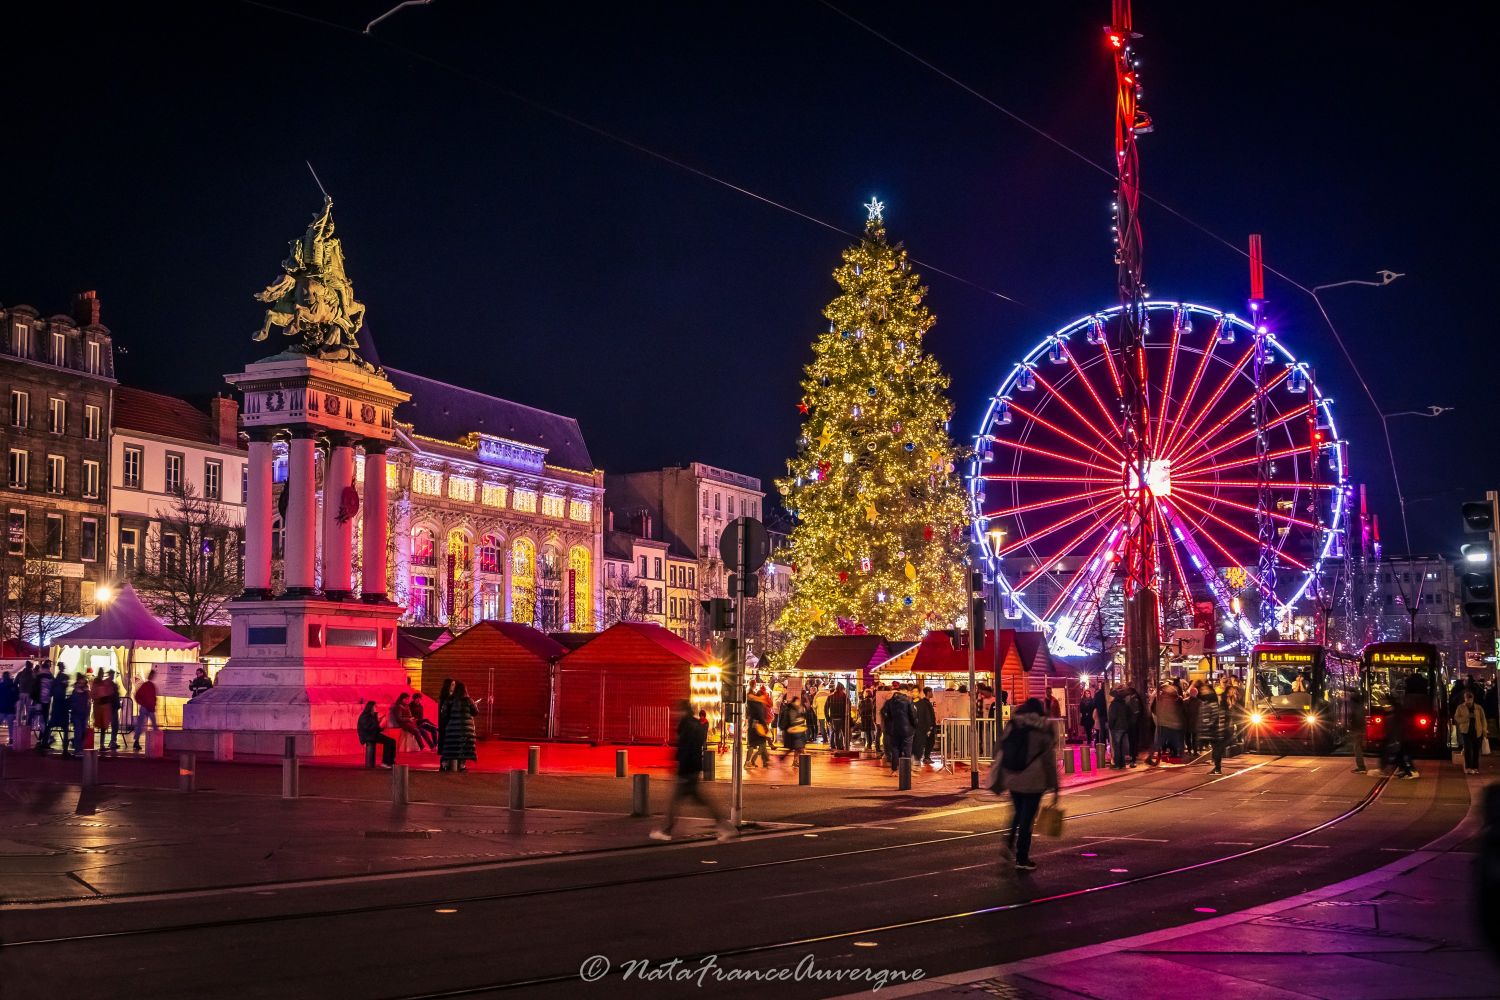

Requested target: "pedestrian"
[
  {"left": 47, "top": 672, "right": 69, "bottom": 754},
  {"left": 745, "top": 688, "right": 771, "bottom": 767},
  {"left": 68, "top": 676, "right": 91, "bottom": 758},
  {"left": 651, "top": 700, "right": 735, "bottom": 842},
  {"left": 1107, "top": 686, "right": 1131, "bottom": 769},
  {"left": 780, "top": 695, "right": 808, "bottom": 759},
  {"left": 0, "top": 671, "right": 18, "bottom": 744},
  {"left": 132, "top": 669, "right": 159, "bottom": 752},
  {"left": 802, "top": 695, "right": 817, "bottom": 749},
  {"left": 881, "top": 683, "right": 916, "bottom": 771},
  {"left": 107, "top": 670, "right": 123, "bottom": 750},
  {"left": 1199, "top": 681, "right": 1232, "bottom": 774},
  {"left": 1043, "top": 690, "right": 1061, "bottom": 719},
  {"left": 1348, "top": 688, "right": 1369, "bottom": 773},
  {"left": 1382, "top": 700, "right": 1418, "bottom": 779},
  {"left": 1182, "top": 681, "right": 1201, "bottom": 755},
  {"left": 997, "top": 697, "right": 1059, "bottom": 872},
  {"left": 32, "top": 662, "right": 54, "bottom": 733},
  {"left": 1455, "top": 689, "right": 1488, "bottom": 775},
  {"left": 188, "top": 667, "right": 213, "bottom": 699},
  {"left": 813, "top": 684, "right": 830, "bottom": 743},
  {"left": 913, "top": 687, "right": 938, "bottom": 765},
  {"left": 16, "top": 661, "right": 34, "bottom": 730},
  {"left": 440, "top": 680, "right": 478, "bottom": 772},
  {"left": 1124, "top": 686, "right": 1143, "bottom": 765},
  {"left": 409, "top": 693, "right": 438, "bottom": 749},
  {"left": 436, "top": 677, "right": 454, "bottom": 753},
  {"left": 357, "top": 700, "right": 396, "bottom": 768},
  {"left": 825, "top": 682, "right": 850, "bottom": 751},
  {"left": 1150, "top": 681, "right": 1184, "bottom": 764},
  {"left": 92, "top": 670, "right": 117, "bottom": 751},
  {"left": 390, "top": 692, "right": 422, "bottom": 750},
  {"left": 859, "top": 688, "right": 876, "bottom": 750},
  {"left": 1078, "top": 687, "right": 1096, "bottom": 746}
]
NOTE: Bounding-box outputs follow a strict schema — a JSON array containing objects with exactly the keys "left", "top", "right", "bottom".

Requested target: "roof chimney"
[
  {"left": 73, "top": 290, "right": 101, "bottom": 327},
  {"left": 209, "top": 396, "right": 240, "bottom": 448},
  {"left": 606, "top": 508, "right": 614, "bottom": 532}
]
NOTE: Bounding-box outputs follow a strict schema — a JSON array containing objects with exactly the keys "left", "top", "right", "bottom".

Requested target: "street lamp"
[
  {"left": 969, "top": 527, "right": 1006, "bottom": 789},
  {"left": 95, "top": 584, "right": 115, "bottom": 606}
]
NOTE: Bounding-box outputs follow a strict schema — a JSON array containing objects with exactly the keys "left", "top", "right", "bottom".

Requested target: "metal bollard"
[
  {"left": 1081, "top": 744, "right": 1092, "bottom": 772},
  {"left": 508, "top": 769, "right": 526, "bottom": 811},
  {"left": 798, "top": 754, "right": 812, "bottom": 786},
  {"left": 898, "top": 756, "right": 912, "bottom": 791},
  {"left": 179, "top": 751, "right": 197, "bottom": 792},
  {"left": 81, "top": 748, "right": 98, "bottom": 787},
  {"left": 616, "top": 749, "right": 628, "bottom": 778},
  {"left": 281, "top": 736, "right": 300, "bottom": 798},
  {"left": 528, "top": 745, "right": 540, "bottom": 776},
  {"left": 391, "top": 764, "right": 410, "bottom": 805},
  {"left": 702, "top": 753, "right": 716, "bottom": 782},
  {"left": 630, "top": 773, "right": 649, "bottom": 817}
]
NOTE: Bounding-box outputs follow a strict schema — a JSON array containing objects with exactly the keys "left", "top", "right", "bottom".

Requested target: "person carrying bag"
[{"left": 990, "top": 697, "right": 1060, "bottom": 872}]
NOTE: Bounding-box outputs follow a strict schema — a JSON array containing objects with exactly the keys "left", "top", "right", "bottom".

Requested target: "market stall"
[
  {"left": 419, "top": 621, "right": 566, "bottom": 739},
  {"left": 554, "top": 621, "right": 714, "bottom": 744}
]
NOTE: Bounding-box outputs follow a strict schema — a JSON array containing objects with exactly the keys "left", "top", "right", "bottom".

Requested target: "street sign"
[{"left": 718, "top": 517, "right": 769, "bottom": 573}]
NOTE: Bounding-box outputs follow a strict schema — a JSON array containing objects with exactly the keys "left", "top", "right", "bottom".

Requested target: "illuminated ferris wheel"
[{"left": 968, "top": 302, "right": 1349, "bottom": 658}]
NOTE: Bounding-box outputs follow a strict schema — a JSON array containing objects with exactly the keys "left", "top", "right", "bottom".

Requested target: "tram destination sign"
[{"left": 1258, "top": 649, "right": 1316, "bottom": 665}]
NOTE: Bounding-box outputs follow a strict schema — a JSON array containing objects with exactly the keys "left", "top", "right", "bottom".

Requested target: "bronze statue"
[{"left": 253, "top": 197, "right": 369, "bottom": 365}]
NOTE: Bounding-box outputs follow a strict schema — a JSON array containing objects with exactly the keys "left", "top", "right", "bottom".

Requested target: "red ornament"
[
  {"left": 923, "top": 525, "right": 934, "bottom": 541},
  {"left": 796, "top": 401, "right": 810, "bottom": 414},
  {"left": 818, "top": 461, "right": 831, "bottom": 476},
  {"left": 838, "top": 571, "right": 849, "bottom": 583}
]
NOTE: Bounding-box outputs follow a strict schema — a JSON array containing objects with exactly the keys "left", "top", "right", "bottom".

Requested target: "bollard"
[
  {"left": 508, "top": 769, "right": 526, "bottom": 811},
  {"left": 392, "top": 764, "right": 410, "bottom": 805},
  {"left": 898, "top": 755, "right": 912, "bottom": 791},
  {"left": 81, "top": 748, "right": 98, "bottom": 787},
  {"left": 179, "top": 751, "right": 197, "bottom": 792},
  {"left": 281, "top": 736, "right": 299, "bottom": 799},
  {"left": 616, "top": 749, "right": 628, "bottom": 778},
  {"left": 798, "top": 754, "right": 812, "bottom": 786},
  {"left": 630, "top": 773, "right": 649, "bottom": 817},
  {"left": 527, "top": 745, "right": 540, "bottom": 776},
  {"left": 1081, "top": 744, "right": 1092, "bottom": 772},
  {"left": 702, "top": 753, "right": 716, "bottom": 782},
  {"left": 1064, "top": 747, "right": 1076, "bottom": 774}
]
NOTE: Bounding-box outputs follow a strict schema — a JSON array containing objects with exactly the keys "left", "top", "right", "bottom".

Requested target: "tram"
[
  {"left": 1363, "top": 642, "right": 1449, "bottom": 758},
  {"left": 1244, "top": 642, "right": 1359, "bottom": 754}
]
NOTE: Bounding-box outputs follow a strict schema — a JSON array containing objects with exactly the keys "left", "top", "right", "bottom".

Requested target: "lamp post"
[{"left": 986, "top": 526, "right": 1007, "bottom": 702}]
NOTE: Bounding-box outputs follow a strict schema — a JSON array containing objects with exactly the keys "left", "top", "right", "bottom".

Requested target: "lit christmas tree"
[{"left": 776, "top": 200, "right": 969, "bottom": 659}]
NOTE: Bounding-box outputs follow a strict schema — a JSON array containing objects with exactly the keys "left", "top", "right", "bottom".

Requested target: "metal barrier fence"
[{"left": 938, "top": 716, "right": 998, "bottom": 768}]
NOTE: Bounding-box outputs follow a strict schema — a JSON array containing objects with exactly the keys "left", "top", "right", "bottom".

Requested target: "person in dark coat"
[
  {"left": 998, "top": 698, "right": 1060, "bottom": 872},
  {"left": 1348, "top": 688, "right": 1369, "bottom": 773},
  {"left": 47, "top": 673, "right": 70, "bottom": 754},
  {"left": 880, "top": 684, "right": 917, "bottom": 771},
  {"left": 859, "top": 690, "right": 876, "bottom": 750},
  {"left": 1149, "top": 682, "right": 1185, "bottom": 764},
  {"left": 1182, "top": 681, "right": 1202, "bottom": 755},
  {"left": 357, "top": 700, "right": 395, "bottom": 768},
  {"left": 409, "top": 693, "right": 438, "bottom": 750},
  {"left": 651, "top": 700, "right": 734, "bottom": 842},
  {"left": 1107, "top": 687, "right": 1132, "bottom": 769},
  {"left": 436, "top": 677, "right": 454, "bottom": 759},
  {"left": 1078, "top": 689, "right": 1096, "bottom": 746},
  {"left": 912, "top": 687, "right": 938, "bottom": 765},
  {"left": 440, "top": 681, "right": 478, "bottom": 772},
  {"left": 67, "top": 678, "right": 91, "bottom": 759},
  {"left": 1198, "top": 683, "right": 1232, "bottom": 774},
  {"left": 780, "top": 695, "right": 808, "bottom": 759},
  {"left": 825, "top": 683, "right": 850, "bottom": 751},
  {"left": 0, "top": 671, "right": 18, "bottom": 745},
  {"left": 745, "top": 690, "right": 770, "bottom": 767}
]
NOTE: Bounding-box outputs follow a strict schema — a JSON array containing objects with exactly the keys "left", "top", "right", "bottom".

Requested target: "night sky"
[{"left": 5, "top": 1, "right": 1491, "bottom": 553}]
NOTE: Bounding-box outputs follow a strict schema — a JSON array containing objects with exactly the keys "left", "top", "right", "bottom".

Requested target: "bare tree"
[
  {"left": 0, "top": 549, "right": 75, "bottom": 646},
  {"left": 602, "top": 568, "right": 648, "bottom": 628},
  {"left": 132, "top": 484, "right": 241, "bottom": 643}
]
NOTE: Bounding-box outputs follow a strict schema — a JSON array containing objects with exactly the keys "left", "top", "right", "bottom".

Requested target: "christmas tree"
[{"left": 776, "top": 200, "right": 969, "bottom": 659}]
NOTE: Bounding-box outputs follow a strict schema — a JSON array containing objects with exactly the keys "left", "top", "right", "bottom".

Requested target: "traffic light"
[
  {"left": 1460, "top": 493, "right": 1499, "bottom": 629},
  {"left": 701, "top": 597, "right": 735, "bottom": 632}
]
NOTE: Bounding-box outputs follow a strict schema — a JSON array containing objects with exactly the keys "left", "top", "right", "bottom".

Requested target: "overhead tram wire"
[
  {"left": 234, "top": 0, "right": 1032, "bottom": 315},
  {"left": 817, "top": 1, "right": 1412, "bottom": 546}
]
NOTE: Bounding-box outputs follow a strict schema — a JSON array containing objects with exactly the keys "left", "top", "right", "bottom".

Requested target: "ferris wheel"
[{"left": 969, "top": 302, "right": 1349, "bottom": 658}]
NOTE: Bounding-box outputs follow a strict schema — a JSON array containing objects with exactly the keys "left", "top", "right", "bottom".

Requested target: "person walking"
[
  {"left": 813, "top": 685, "right": 830, "bottom": 744},
  {"left": 32, "top": 663, "right": 53, "bottom": 735},
  {"left": 780, "top": 695, "right": 808, "bottom": 760},
  {"left": 1108, "top": 686, "right": 1132, "bottom": 769},
  {"left": 357, "top": 700, "right": 396, "bottom": 768},
  {"left": 651, "top": 701, "right": 735, "bottom": 842},
  {"left": 1199, "top": 681, "right": 1232, "bottom": 775},
  {"left": 997, "top": 697, "right": 1059, "bottom": 872},
  {"left": 1348, "top": 688, "right": 1369, "bottom": 773},
  {"left": 1078, "top": 687, "right": 1096, "bottom": 747},
  {"left": 68, "top": 676, "right": 91, "bottom": 759},
  {"left": 107, "top": 671, "right": 123, "bottom": 751},
  {"left": 409, "top": 693, "right": 438, "bottom": 750},
  {"left": 1382, "top": 701, "right": 1418, "bottom": 779},
  {"left": 913, "top": 687, "right": 938, "bottom": 765},
  {"left": 132, "top": 669, "right": 159, "bottom": 752},
  {"left": 881, "top": 683, "right": 917, "bottom": 772},
  {"left": 1455, "top": 689, "right": 1488, "bottom": 774},
  {"left": 1182, "top": 681, "right": 1202, "bottom": 755},
  {"left": 1149, "top": 682, "right": 1184, "bottom": 764},
  {"left": 1124, "top": 686, "right": 1143, "bottom": 765},
  {"left": 859, "top": 689, "right": 876, "bottom": 750},
  {"left": 745, "top": 689, "right": 771, "bottom": 767},
  {"left": 825, "top": 683, "right": 849, "bottom": 752},
  {"left": 91, "top": 671, "right": 117, "bottom": 752},
  {"left": 440, "top": 681, "right": 478, "bottom": 772},
  {"left": 46, "top": 672, "right": 69, "bottom": 755}
]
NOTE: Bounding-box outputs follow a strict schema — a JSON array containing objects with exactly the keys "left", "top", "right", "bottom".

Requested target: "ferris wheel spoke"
[
  {"left": 1097, "top": 338, "right": 1126, "bottom": 399},
  {"left": 1168, "top": 371, "right": 1296, "bottom": 465},
  {"left": 1150, "top": 311, "right": 1185, "bottom": 458},
  {"left": 1157, "top": 319, "right": 1222, "bottom": 460},
  {"left": 1173, "top": 442, "right": 1315, "bottom": 479},
  {"left": 1000, "top": 494, "right": 1127, "bottom": 558},
  {"left": 1040, "top": 519, "right": 1126, "bottom": 621},
  {"left": 1172, "top": 478, "right": 1339, "bottom": 490},
  {"left": 1159, "top": 343, "right": 1256, "bottom": 463},
  {"left": 979, "top": 473, "right": 1106, "bottom": 484},
  {"left": 1005, "top": 399, "right": 1125, "bottom": 466},
  {"left": 1028, "top": 368, "right": 1126, "bottom": 459},
  {"left": 985, "top": 485, "right": 1121, "bottom": 519},
  {"left": 1172, "top": 485, "right": 1320, "bottom": 530},
  {"left": 1173, "top": 401, "right": 1313, "bottom": 468},
  {"left": 1014, "top": 501, "right": 1129, "bottom": 592},
  {"left": 989, "top": 436, "right": 1119, "bottom": 476},
  {"left": 1167, "top": 491, "right": 1309, "bottom": 570},
  {"left": 1158, "top": 502, "right": 1287, "bottom": 607},
  {"left": 1061, "top": 345, "right": 1124, "bottom": 439},
  {"left": 1153, "top": 501, "right": 1196, "bottom": 605}
]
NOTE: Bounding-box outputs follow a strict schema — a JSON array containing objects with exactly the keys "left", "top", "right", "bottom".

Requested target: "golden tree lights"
[{"left": 776, "top": 203, "right": 968, "bottom": 660}]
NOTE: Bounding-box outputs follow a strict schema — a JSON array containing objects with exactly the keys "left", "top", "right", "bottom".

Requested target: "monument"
[{"left": 174, "top": 197, "right": 412, "bottom": 756}]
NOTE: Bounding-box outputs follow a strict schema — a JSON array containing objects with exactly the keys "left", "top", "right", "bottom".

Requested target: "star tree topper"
[{"left": 864, "top": 197, "right": 884, "bottom": 224}]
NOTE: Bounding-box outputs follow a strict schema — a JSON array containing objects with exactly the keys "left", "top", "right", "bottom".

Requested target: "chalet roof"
[
  {"left": 794, "top": 634, "right": 890, "bottom": 673},
  {"left": 432, "top": 620, "right": 568, "bottom": 662},
  {"left": 565, "top": 621, "right": 713, "bottom": 666}
]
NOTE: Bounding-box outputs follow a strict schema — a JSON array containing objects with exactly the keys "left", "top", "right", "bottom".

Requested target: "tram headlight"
[
  {"left": 1304, "top": 712, "right": 1318, "bottom": 726},
  {"left": 1249, "top": 711, "right": 1264, "bottom": 725}
]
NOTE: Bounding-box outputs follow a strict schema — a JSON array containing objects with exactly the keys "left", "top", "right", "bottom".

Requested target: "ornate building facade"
[{"left": 383, "top": 368, "right": 604, "bottom": 632}]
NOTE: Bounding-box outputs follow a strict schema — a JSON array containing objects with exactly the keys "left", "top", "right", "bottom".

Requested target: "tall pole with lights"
[{"left": 987, "top": 527, "right": 1007, "bottom": 704}]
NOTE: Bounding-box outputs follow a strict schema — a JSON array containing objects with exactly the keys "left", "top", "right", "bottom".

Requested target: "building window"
[
  {"left": 689, "top": 568, "right": 695, "bottom": 588},
  {"left": 654, "top": 557, "right": 662, "bottom": 580},
  {"left": 161, "top": 531, "right": 180, "bottom": 574},
  {"left": 639, "top": 555, "right": 648, "bottom": 578},
  {"left": 80, "top": 517, "right": 98, "bottom": 563},
  {"left": 482, "top": 483, "right": 507, "bottom": 508},
  {"left": 714, "top": 493, "right": 721, "bottom": 513},
  {"left": 409, "top": 574, "right": 434, "bottom": 624},
  {"left": 8, "top": 449, "right": 27, "bottom": 489},
  {"left": 51, "top": 331, "right": 66, "bottom": 366},
  {"left": 511, "top": 538, "right": 536, "bottom": 624},
  {"left": 447, "top": 476, "right": 475, "bottom": 502},
  {"left": 204, "top": 459, "right": 223, "bottom": 501},
  {"left": 702, "top": 489, "right": 709, "bottom": 510},
  {"left": 46, "top": 455, "right": 64, "bottom": 494},
  {"left": 654, "top": 590, "right": 663, "bottom": 613},
  {"left": 9, "top": 390, "right": 27, "bottom": 429},
  {"left": 87, "top": 340, "right": 102, "bottom": 374},
  {"left": 541, "top": 495, "right": 565, "bottom": 518},
  {"left": 122, "top": 446, "right": 143, "bottom": 489},
  {"left": 165, "top": 452, "right": 184, "bottom": 494},
  {"left": 6, "top": 510, "right": 25, "bottom": 556},
  {"left": 727, "top": 497, "right": 735, "bottom": 516},
  {"left": 412, "top": 469, "right": 442, "bottom": 496},
  {"left": 411, "top": 528, "right": 436, "bottom": 566},
  {"left": 479, "top": 534, "right": 502, "bottom": 574},
  {"left": 44, "top": 513, "right": 63, "bottom": 558},
  {"left": 48, "top": 396, "right": 65, "bottom": 434},
  {"left": 241, "top": 463, "right": 248, "bottom": 502},
  {"left": 512, "top": 489, "right": 537, "bottom": 513},
  {"left": 84, "top": 404, "right": 101, "bottom": 440},
  {"left": 82, "top": 460, "right": 100, "bottom": 499},
  {"left": 569, "top": 545, "right": 592, "bottom": 630},
  {"left": 569, "top": 499, "right": 592, "bottom": 522},
  {"left": 12, "top": 323, "right": 30, "bottom": 356}
]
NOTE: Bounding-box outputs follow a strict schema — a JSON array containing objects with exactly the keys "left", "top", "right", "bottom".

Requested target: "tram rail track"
[{"left": 0, "top": 756, "right": 1288, "bottom": 947}]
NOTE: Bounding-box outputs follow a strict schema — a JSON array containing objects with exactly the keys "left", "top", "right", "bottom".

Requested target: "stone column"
[
  {"left": 322, "top": 434, "right": 356, "bottom": 600},
  {"left": 361, "top": 441, "right": 390, "bottom": 602},
  {"left": 242, "top": 431, "right": 275, "bottom": 598},
  {"left": 284, "top": 428, "right": 319, "bottom": 597}
]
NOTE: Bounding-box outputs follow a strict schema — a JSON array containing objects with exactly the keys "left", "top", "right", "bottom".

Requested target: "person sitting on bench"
[{"left": 358, "top": 700, "right": 396, "bottom": 768}]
